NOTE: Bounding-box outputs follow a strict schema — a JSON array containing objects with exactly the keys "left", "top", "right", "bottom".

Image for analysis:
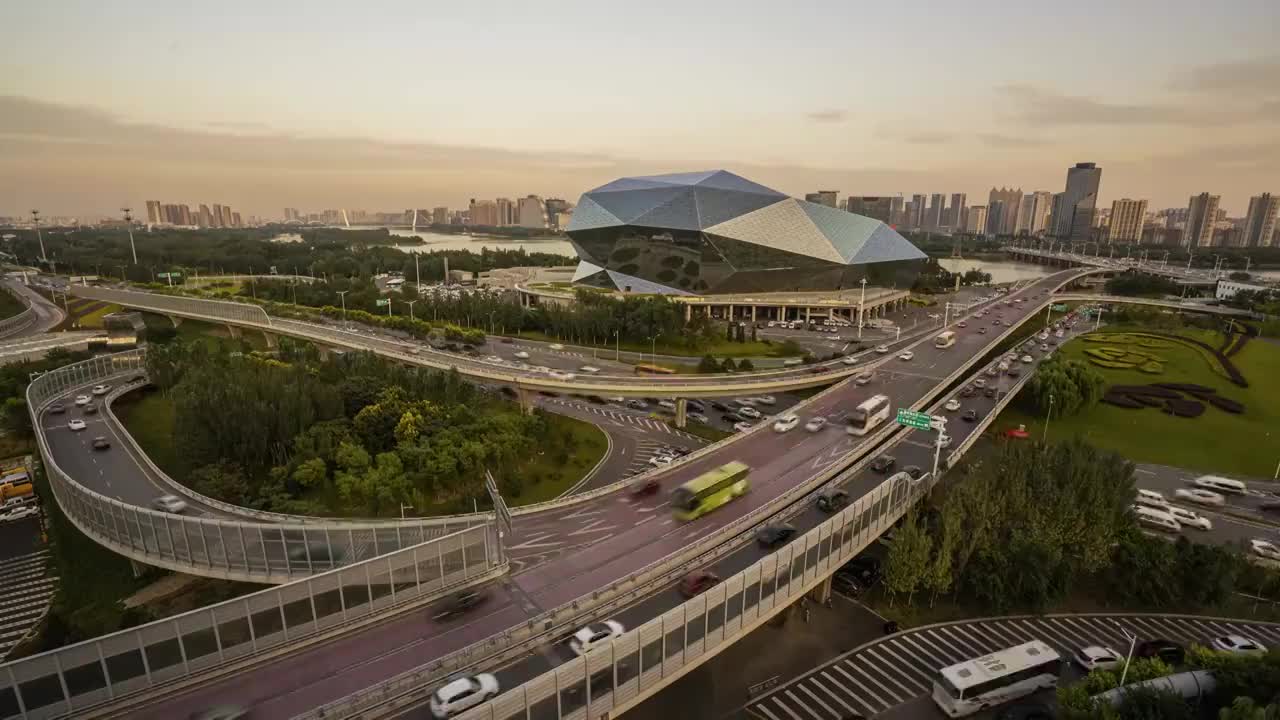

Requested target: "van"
[
  {"left": 1193, "top": 476, "right": 1246, "bottom": 495},
  {"left": 1133, "top": 506, "right": 1181, "bottom": 533},
  {"left": 1134, "top": 489, "right": 1169, "bottom": 509}
]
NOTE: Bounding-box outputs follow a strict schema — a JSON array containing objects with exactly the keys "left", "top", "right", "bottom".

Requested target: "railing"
[
  {"left": 0, "top": 522, "right": 503, "bottom": 720},
  {"left": 25, "top": 351, "right": 487, "bottom": 583}
]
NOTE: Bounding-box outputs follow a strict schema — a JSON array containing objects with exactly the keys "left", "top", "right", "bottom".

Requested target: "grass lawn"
[
  {"left": 996, "top": 325, "right": 1279, "bottom": 477},
  {"left": 75, "top": 302, "right": 122, "bottom": 328},
  {"left": 0, "top": 289, "right": 26, "bottom": 320},
  {"left": 514, "top": 329, "right": 799, "bottom": 358},
  {"left": 675, "top": 421, "right": 733, "bottom": 443},
  {"left": 114, "top": 389, "right": 181, "bottom": 476},
  {"left": 511, "top": 413, "right": 608, "bottom": 505}
]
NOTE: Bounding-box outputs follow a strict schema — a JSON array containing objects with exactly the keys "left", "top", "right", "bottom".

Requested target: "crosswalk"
[
  {"left": 545, "top": 399, "right": 698, "bottom": 439},
  {"left": 746, "top": 613, "right": 1280, "bottom": 720},
  {"left": 624, "top": 441, "right": 676, "bottom": 478},
  {"left": 0, "top": 550, "right": 56, "bottom": 659}
]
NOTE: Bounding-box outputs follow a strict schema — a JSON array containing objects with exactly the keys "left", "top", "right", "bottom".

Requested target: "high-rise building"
[
  {"left": 1015, "top": 191, "right": 1053, "bottom": 236},
  {"left": 432, "top": 206, "right": 450, "bottom": 225},
  {"left": 909, "top": 194, "right": 926, "bottom": 229},
  {"left": 925, "top": 193, "right": 945, "bottom": 230},
  {"left": 946, "top": 193, "right": 967, "bottom": 229},
  {"left": 495, "top": 198, "right": 515, "bottom": 227},
  {"left": 1183, "top": 193, "right": 1221, "bottom": 247},
  {"left": 964, "top": 206, "right": 988, "bottom": 234},
  {"left": 987, "top": 187, "right": 1023, "bottom": 235},
  {"left": 469, "top": 199, "right": 499, "bottom": 227},
  {"left": 804, "top": 191, "right": 839, "bottom": 208},
  {"left": 845, "top": 196, "right": 897, "bottom": 225},
  {"left": 1242, "top": 193, "right": 1279, "bottom": 248},
  {"left": 544, "top": 198, "right": 572, "bottom": 230},
  {"left": 516, "top": 195, "right": 548, "bottom": 229},
  {"left": 1108, "top": 199, "right": 1148, "bottom": 244},
  {"left": 231, "top": 212, "right": 242, "bottom": 228},
  {"left": 1048, "top": 163, "right": 1101, "bottom": 240},
  {"left": 199, "top": 204, "right": 214, "bottom": 228},
  {"left": 211, "top": 204, "right": 226, "bottom": 228},
  {"left": 283, "top": 208, "right": 301, "bottom": 222},
  {"left": 145, "top": 200, "right": 162, "bottom": 225}
]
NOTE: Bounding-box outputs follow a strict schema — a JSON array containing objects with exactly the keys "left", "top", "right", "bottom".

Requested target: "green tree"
[
  {"left": 291, "top": 457, "right": 327, "bottom": 490},
  {"left": 925, "top": 497, "right": 960, "bottom": 606},
  {"left": 1218, "top": 697, "right": 1280, "bottom": 720},
  {"left": 697, "top": 354, "right": 721, "bottom": 373},
  {"left": 189, "top": 462, "right": 251, "bottom": 505},
  {"left": 0, "top": 397, "right": 29, "bottom": 437},
  {"left": 721, "top": 358, "right": 737, "bottom": 373},
  {"left": 884, "top": 512, "right": 932, "bottom": 606},
  {"left": 1113, "top": 685, "right": 1192, "bottom": 720},
  {"left": 738, "top": 358, "right": 754, "bottom": 371}
]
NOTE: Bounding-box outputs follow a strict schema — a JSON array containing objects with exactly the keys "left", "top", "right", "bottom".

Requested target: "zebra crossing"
[
  {"left": 545, "top": 399, "right": 698, "bottom": 439},
  {"left": 0, "top": 549, "right": 56, "bottom": 659},
  {"left": 624, "top": 441, "right": 678, "bottom": 478},
  {"left": 745, "top": 613, "right": 1280, "bottom": 720}
]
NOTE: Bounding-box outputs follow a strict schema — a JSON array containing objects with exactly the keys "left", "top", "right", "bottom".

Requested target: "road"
[
  {"left": 53, "top": 270, "right": 1079, "bottom": 718},
  {"left": 1128, "top": 463, "right": 1280, "bottom": 554},
  {"left": 745, "top": 613, "right": 1280, "bottom": 720},
  {"left": 2, "top": 279, "right": 65, "bottom": 337}
]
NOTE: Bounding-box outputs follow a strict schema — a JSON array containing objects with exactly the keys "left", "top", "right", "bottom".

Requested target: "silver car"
[{"left": 152, "top": 495, "right": 188, "bottom": 514}]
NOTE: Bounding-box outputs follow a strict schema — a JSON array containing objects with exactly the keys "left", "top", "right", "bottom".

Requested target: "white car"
[
  {"left": 1251, "top": 539, "right": 1280, "bottom": 561},
  {"left": 736, "top": 398, "right": 759, "bottom": 407},
  {"left": 151, "top": 495, "right": 189, "bottom": 514},
  {"left": 1167, "top": 506, "right": 1212, "bottom": 531},
  {"left": 875, "top": 345, "right": 890, "bottom": 354},
  {"left": 0, "top": 505, "right": 39, "bottom": 523},
  {"left": 569, "top": 620, "right": 625, "bottom": 656},
  {"left": 578, "top": 366, "right": 601, "bottom": 374},
  {"left": 1174, "top": 488, "right": 1224, "bottom": 507},
  {"left": 733, "top": 421, "right": 754, "bottom": 432},
  {"left": 68, "top": 419, "right": 87, "bottom": 431},
  {"left": 898, "top": 351, "right": 914, "bottom": 361},
  {"left": 974, "top": 379, "right": 987, "bottom": 389},
  {"left": 944, "top": 399, "right": 961, "bottom": 412},
  {"left": 853, "top": 373, "right": 872, "bottom": 386},
  {"left": 648, "top": 454, "right": 674, "bottom": 467},
  {"left": 658, "top": 400, "right": 676, "bottom": 410},
  {"left": 773, "top": 414, "right": 800, "bottom": 433},
  {"left": 548, "top": 371, "right": 576, "bottom": 381},
  {"left": 754, "top": 395, "right": 777, "bottom": 406},
  {"left": 804, "top": 417, "right": 827, "bottom": 432},
  {"left": 1072, "top": 645, "right": 1124, "bottom": 672},
  {"left": 1210, "top": 634, "right": 1266, "bottom": 656},
  {"left": 842, "top": 356, "right": 860, "bottom": 366},
  {"left": 548, "top": 343, "right": 564, "bottom": 350},
  {"left": 513, "top": 351, "right": 530, "bottom": 360},
  {"left": 483, "top": 355, "right": 504, "bottom": 364},
  {"left": 737, "top": 406, "right": 762, "bottom": 420},
  {"left": 1021, "top": 355, "right": 1034, "bottom": 364},
  {"left": 688, "top": 412, "right": 709, "bottom": 424},
  {"left": 429, "top": 673, "right": 500, "bottom": 718},
  {"left": 74, "top": 395, "right": 91, "bottom": 406},
  {"left": 91, "top": 384, "right": 111, "bottom": 396}
]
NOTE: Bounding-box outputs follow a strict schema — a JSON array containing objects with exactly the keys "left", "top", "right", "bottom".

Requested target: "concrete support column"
[
  {"left": 225, "top": 324, "right": 240, "bottom": 339},
  {"left": 168, "top": 315, "right": 184, "bottom": 328},
  {"left": 262, "top": 331, "right": 278, "bottom": 350},
  {"left": 130, "top": 559, "right": 147, "bottom": 579},
  {"left": 805, "top": 307, "right": 811, "bottom": 324},
  {"left": 810, "top": 575, "right": 832, "bottom": 604},
  {"left": 516, "top": 387, "right": 535, "bottom": 415},
  {"left": 674, "top": 398, "right": 687, "bottom": 428},
  {"left": 728, "top": 304, "right": 735, "bottom": 321},
  {"left": 317, "top": 346, "right": 331, "bottom": 361},
  {"left": 751, "top": 306, "right": 757, "bottom": 323},
  {"left": 685, "top": 304, "right": 692, "bottom": 321}
]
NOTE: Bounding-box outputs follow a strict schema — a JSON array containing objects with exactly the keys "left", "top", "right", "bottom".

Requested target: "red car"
[
  {"left": 1004, "top": 424, "right": 1030, "bottom": 440},
  {"left": 679, "top": 570, "right": 720, "bottom": 597}
]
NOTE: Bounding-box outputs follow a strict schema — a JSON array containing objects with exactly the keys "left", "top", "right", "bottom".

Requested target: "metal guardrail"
[
  {"left": 25, "top": 352, "right": 487, "bottom": 584},
  {"left": 0, "top": 523, "right": 503, "bottom": 720}
]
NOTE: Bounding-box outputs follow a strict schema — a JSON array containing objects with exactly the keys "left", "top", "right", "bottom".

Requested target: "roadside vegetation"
[{"left": 0, "top": 288, "right": 26, "bottom": 320}]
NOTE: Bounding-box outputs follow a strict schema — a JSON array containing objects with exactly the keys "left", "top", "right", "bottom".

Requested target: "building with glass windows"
[{"left": 565, "top": 171, "right": 926, "bottom": 295}]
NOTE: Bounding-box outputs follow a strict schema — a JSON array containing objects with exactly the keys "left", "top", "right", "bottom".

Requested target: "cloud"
[
  {"left": 993, "top": 84, "right": 1235, "bottom": 127},
  {"left": 805, "top": 109, "right": 846, "bottom": 123},
  {"left": 902, "top": 132, "right": 951, "bottom": 145},
  {"left": 977, "top": 133, "right": 1049, "bottom": 148},
  {"left": 1168, "top": 56, "right": 1280, "bottom": 95}
]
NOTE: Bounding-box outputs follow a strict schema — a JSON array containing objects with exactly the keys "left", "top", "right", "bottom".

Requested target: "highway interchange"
[{"left": 23, "top": 266, "right": 1280, "bottom": 719}]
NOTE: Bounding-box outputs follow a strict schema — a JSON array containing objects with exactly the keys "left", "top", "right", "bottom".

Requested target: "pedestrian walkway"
[
  {"left": 0, "top": 549, "right": 56, "bottom": 659},
  {"left": 745, "top": 613, "right": 1280, "bottom": 720}
]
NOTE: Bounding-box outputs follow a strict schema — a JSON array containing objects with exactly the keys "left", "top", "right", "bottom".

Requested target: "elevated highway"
[{"left": 2, "top": 270, "right": 1109, "bottom": 718}]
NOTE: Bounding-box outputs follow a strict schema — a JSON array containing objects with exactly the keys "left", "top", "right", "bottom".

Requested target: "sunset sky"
[{"left": 2, "top": 0, "right": 1278, "bottom": 219}]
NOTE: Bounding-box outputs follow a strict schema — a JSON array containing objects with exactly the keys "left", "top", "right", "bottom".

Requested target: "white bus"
[
  {"left": 1193, "top": 476, "right": 1246, "bottom": 495},
  {"left": 1133, "top": 505, "right": 1182, "bottom": 533},
  {"left": 935, "top": 331, "right": 957, "bottom": 349},
  {"left": 847, "top": 394, "right": 891, "bottom": 436},
  {"left": 932, "top": 640, "right": 1061, "bottom": 717}
]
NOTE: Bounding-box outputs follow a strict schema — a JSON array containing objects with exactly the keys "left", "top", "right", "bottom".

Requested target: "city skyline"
[{"left": 2, "top": 2, "right": 1277, "bottom": 219}]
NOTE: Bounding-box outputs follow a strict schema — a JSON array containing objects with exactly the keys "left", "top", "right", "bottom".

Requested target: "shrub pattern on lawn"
[
  {"left": 1083, "top": 331, "right": 1248, "bottom": 388},
  {"left": 1084, "top": 346, "right": 1164, "bottom": 373},
  {"left": 1101, "top": 383, "right": 1245, "bottom": 419}
]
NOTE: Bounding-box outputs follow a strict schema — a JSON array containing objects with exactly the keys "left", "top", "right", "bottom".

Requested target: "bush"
[
  {"left": 1162, "top": 399, "right": 1205, "bottom": 417},
  {"left": 697, "top": 354, "right": 720, "bottom": 373},
  {"left": 737, "top": 358, "right": 754, "bottom": 371}
]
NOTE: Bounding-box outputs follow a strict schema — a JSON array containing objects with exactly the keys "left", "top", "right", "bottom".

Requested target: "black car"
[
  {"left": 962, "top": 409, "right": 979, "bottom": 422},
  {"left": 720, "top": 413, "right": 739, "bottom": 424},
  {"left": 432, "top": 590, "right": 487, "bottom": 621},
  {"left": 1135, "top": 639, "right": 1185, "bottom": 665},
  {"left": 835, "top": 557, "right": 882, "bottom": 594},
  {"left": 84, "top": 403, "right": 99, "bottom": 415},
  {"left": 586, "top": 395, "right": 607, "bottom": 404},
  {"left": 500, "top": 338, "right": 514, "bottom": 344},
  {"left": 1008, "top": 367, "right": 1021, "bottom": 377},
  {"left": 538, "top": 391, "right": 560, "bottom": 398},
  {"left": 687, "top": 400, "right": 705, "bottom": 412},
  {"left": 959, "top": 386, "right": 976, "bottom": 398},
  {"left": 91, "top": 436, "right": 111, "bottom": 450},
  {"left": 902, "top": 465, "right": 924, "bottom": 481},
  {"left": 1260, "top": 501, "right": 1280, "bottom": 514},
  {"left": 816, "top": 488, "right": 850, "bottom": 512},
  {"left": 49, "top": 403, "right": 66, "bottom": 414},
  {"left": 711, "top": 401, "right": 731, "bottom": 412},
  {"left": 870, "top": 455, "right": 896, "bottom": 473},
  {"left": 755, "top": 523, "right": 796, "bottom": 549},
  {"left": 984, "top": 387, "right": 997, "bottom": 398}
]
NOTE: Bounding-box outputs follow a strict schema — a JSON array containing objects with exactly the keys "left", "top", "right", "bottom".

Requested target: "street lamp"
[
  {"left": 1116, "top": 622, "right": 1138, "bottom": 688},
  {"left": 400, "top": 503, "right": 413, "bottom": 519},
  {"left": 857, "top": 278, "right": 868, "bottom": 340},
  {"left": 116, "top": 264, "right": 127, "bottom": 282},
  {"left": 1094, "top": 306, "right": 1107, "bottom": 331},
  {"left": 405, "top": 299, "right": 419, "bottom": 321},
  {"left": 648, "top": 334, "right": 660, "bottom": 365},
  {"left": 613, "top": 329, "right": 621, "bottom": 362},
  {"left": 336, "top": 290, "right": 349, "bottom": 323},
  {"left": 122, "top": 208, "right": 138, "bottom": 264},
  {"left": 30, "top": 210, "right": 47, "bottom": 262},
  {"left": 1042, "top": 393, "right": 1054, "bottom": 443}
]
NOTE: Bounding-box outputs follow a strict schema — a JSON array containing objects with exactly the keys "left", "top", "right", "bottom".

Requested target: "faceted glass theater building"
[{"left": 566, "top": 170, "right": 926, "bottom": 295}]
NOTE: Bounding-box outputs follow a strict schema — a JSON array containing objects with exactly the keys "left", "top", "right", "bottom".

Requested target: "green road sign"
[
  {"left": 1051, "top": 303, "right": 1068, "bottom": 312},
  {"left": 896, "top": 409, "right": 932, "bottom": 431},
  {"left": 375, "top": 298, "right": 390, "bottom": 307}
]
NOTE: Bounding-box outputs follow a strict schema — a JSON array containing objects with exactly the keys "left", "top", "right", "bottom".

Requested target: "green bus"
[{"left": 672, "top": 461, "right": 751, "bottom": 521}]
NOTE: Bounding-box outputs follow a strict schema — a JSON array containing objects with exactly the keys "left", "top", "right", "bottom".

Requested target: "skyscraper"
[
  {"left": 495, "top": 198, "right": 515, "bottom": 227},
  {"left": 1242, "top": 193, "right": 1279, "bottom": 248},
  {"left": 1016, "top": 191, "right": 1053, "bottom": 236},
  {"left": 947, "top": 193, "right": 967, "bottom": 229},
  {"left": 145, "top": 200, "right": 162, "bottom": 225},
  {"left": 1108, "top": 199, "right": 1148, "bottom": 244},
  {"left": 1183, "top": 193, "right": 1221, "bottom": 247},
  {"left": 516, "top": 195, "right": 548, "bottom": 229},
  {"left": 805, "top": 191, "right": 839, "bottom": 208},
  {"left": 1048, "top": 163, "right": 1102, "bottom": 240},
  {"left": 199, "top": 204, "right": 214, "bottom": 228},
  {"left": 845, "top": 196, "right": 897, "bottom": 225},
  {"left": 964, "top": 206, "right": 988, "bottom": 234},
  {"left": 987, "top": 187, "right": 1023, "bottom": 235},
  {"left": 231, "top": 212, "right": 242, "bottom": 228},
  {"left": 926, "top": 193, "right": 945, "bottom": 231},
  {"left": 432, "top": 207, "right": 450, "bottom": 225},
  {"left": 469, "top": 199, "right": 499, "bottom": 226},
  {"left": 909, "top": 194, "right": 926, "bottom": 229}
]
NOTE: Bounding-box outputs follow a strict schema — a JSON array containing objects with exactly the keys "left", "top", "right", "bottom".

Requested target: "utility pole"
[
  {"left": 405, "top": 299, "right": 418, "bottom": 322},
  {"left": 337, "top": 290, "right": 349, "bottom": 323},
  {"left": 122, "top": 208, "right": 138, "bottom": 264},
  {"left": 1042, "top": 394, "right": 1054, "bottom": 443},
  {"left": 30, "top": 210, "right": 47, "bottom": 262}
]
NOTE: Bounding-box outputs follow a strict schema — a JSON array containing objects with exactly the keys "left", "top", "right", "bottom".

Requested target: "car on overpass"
[
  {"left": 569, "top": 620, "right": 625, "bottom": 656},
  {"left": 151, "top": 495, "right": 188, "bottom": 514},
  {"left": 67, "top": 419, "right": 86, "bottom": 431},
  {"left": 429, "top": 673, "right": 500, "bottom": 718}
]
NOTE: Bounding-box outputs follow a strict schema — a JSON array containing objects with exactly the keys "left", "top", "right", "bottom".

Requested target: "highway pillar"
[
  {"left": 674, "top": 398, "right": 687, "bottom": 428},
  {"left": 316, "top": 346, "right": 330, "bottom": 361},
  {"left": 168, "top": 315, "right": 183, "bottom": 328},
  {"left": 225, "top": 324, "right": 240, "bottom": 339},
  {"left": 517, "top": 387, "right": 535, "bottom": 415},
  {"left": 728, "top": 303, "right": 735, "bottom": 321},
  {"left": 129, "top": 559, "right": 147, "bottom": 579},
  {"left": 685, "top": 304, "right": 692, "bottom": 321},
  {"left": 751, "top": 306, "right": 757, "bottom": 323},
  {"left": 805, "top": 307, "right": 811, "bottom": 324},
  {"left": 810, "top": 575, "right": 832, "bottom": 604},
  {"left": 262, "top": 331, "right": 278, "bottom": 350}
]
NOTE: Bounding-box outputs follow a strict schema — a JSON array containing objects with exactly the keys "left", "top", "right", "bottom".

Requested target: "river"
[
  {"left": 936, "top": 257, "right": 1056, "bottom": 284},
  {"left": 381, "top": 229, "right": 577, "bottom": 258}
]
